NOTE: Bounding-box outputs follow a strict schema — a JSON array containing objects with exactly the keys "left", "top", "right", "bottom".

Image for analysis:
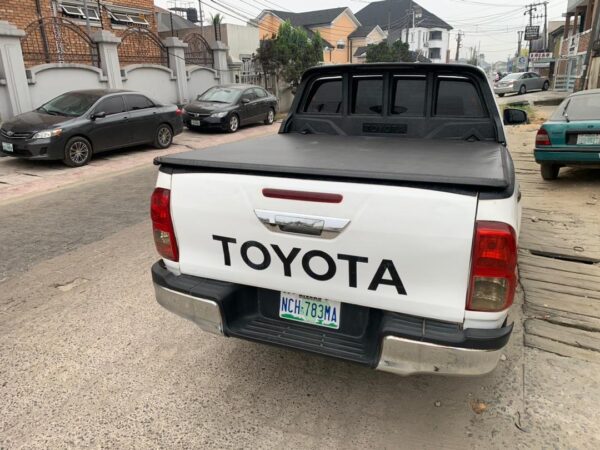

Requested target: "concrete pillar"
[
  {"left": 163, "top": 36, "right": 188, "bottom": 105},
  {"left": 573, "top": 7, "right": 582, "bottom": 35},
  {"left": 92, "top": 30, "right": 122, "bottom": 89},
  {"left": 211, "top": 41, "right": 230, "bottom": 84},
  {"left": 0, "top": 21, "right": 32, "bottom": 117},
  {"left": 564, "top": 13, "right": 572, "bottom": 38},
  {"left": 584, "top": 0, "right": 595, "bottom": 31}
]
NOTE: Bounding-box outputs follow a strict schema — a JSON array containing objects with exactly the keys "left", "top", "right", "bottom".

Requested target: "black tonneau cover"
[{"left": 155, "top": 134, "right": 510, "bottom": 190}]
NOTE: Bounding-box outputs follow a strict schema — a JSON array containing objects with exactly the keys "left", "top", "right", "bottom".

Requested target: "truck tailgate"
[{"left": 170, "top": 173, "right": 477, "bottom": 323}]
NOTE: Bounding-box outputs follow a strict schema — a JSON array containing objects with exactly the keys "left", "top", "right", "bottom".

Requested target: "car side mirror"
[
  {"left": 91, "top": 111, "right": 106, "bottom": 120},
  {"left": 503, "top": 108, "right": 528, "bottom": 125},
  {"left": 241, "top": 98, "right": 250, "bottom": 104}
]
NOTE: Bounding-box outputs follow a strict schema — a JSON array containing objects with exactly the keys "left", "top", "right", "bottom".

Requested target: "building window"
[
  {"left": 60, "top": 4, "right": 100, "bottom": 21},
  {"left": 429, "top": 30, "right": 442, "bottom": 40},
  {"left": 108, "top": 10, "right": 149, "bottom": 26},
  {"left": 429, "top": 48, "right": 441, "bottom": 59}
]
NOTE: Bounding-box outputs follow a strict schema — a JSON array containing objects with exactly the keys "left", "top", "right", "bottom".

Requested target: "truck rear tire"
[{"left": 540, "top": 163, "right": 559, "bottom": 180}]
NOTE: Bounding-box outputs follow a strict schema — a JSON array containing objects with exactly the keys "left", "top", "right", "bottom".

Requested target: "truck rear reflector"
[
  {"left": 262, "top": 188, "right": 343, "bottom": 203},
  {"left": 467, "top": 221, "right": 517, "bottom": 312},
  {"left": 151, "top": 188, "right": 179, "bottom": 262}
]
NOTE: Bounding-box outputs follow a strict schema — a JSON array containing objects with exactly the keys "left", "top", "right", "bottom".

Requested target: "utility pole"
[
  {"left": 198, "top": 0, "right": 204, "bottom": 35},
  {"left": 524, "top": 2, "right": 548, "bottom": 70},
  {"left": 405, "top": 0, "right": 412, "bottom": 44},
  {"left": 579, "top": 0, "right": 600, "bottom": 90},
  {"left": 455, "top": 30, "right": 463, "bottom": 62},
  {"left": 524, "top": 3, "right": 537, "bottom": 71},
  {"left": 517, "top": 30, "right": 523, "bottom": 56},
  {"left": 543, "top": 1, "right": 548, "bottom": 51}
]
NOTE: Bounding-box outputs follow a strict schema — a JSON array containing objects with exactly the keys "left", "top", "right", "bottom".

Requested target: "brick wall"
[
  {"left": 0, "top": 0, "right": 157, "bottom": 35},
  {"left": 0, "top": 0, "right": 45, "bottom": 31}
]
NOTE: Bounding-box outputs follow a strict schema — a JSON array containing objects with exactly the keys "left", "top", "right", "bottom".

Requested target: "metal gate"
[
  {"left": 21, "top": 17, "right": 100, "bottom": 67},
  {"left": 183, "top": 33, "right": 213, "bottom": 67},
  {"left": 118, "top": 28, "right": 168, "bottom": 67}
]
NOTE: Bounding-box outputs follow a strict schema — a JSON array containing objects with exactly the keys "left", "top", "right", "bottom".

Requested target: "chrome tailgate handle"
[{"left": 254, "top": 209, "right": 350, "bottom": 239}]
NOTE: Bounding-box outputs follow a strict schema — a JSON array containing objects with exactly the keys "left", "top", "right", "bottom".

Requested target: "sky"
[{"left": 155, "top": 0, "right": 569, "bottom": 63}]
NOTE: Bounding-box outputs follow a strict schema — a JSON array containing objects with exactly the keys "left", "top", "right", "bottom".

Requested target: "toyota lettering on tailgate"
[{"left": 212, "top": 235, "right": 407, "bottom": 295}]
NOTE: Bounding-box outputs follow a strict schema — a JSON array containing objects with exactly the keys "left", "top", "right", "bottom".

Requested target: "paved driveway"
[{"left": 0, "top": 123, "right": 279, "bottom": 204}]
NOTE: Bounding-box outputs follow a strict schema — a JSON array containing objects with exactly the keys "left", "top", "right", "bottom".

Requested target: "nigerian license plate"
[
  {"left": 2, "top": 142, "right": 13, "bottom": 152},
  {"left": 577, "top": 134, "right": 600, "bottom": 145},
  {"left": 190, "top": 119, "right": 201, "bottom": 126},
  {"left": 279, "top": 292, "right": 340, "bottom": 329}
]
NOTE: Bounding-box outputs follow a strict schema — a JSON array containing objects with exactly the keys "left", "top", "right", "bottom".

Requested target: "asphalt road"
[
  {"left": 1, "top": 127, "right": 598, "bottom": 448},
  {"left": 0, "top": 166, "right": 156, "bottom": 282}
]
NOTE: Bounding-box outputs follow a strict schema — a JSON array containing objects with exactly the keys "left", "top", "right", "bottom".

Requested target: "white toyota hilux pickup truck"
[{"left": 150, "top": 64, "right": 527, "bottom": 376}]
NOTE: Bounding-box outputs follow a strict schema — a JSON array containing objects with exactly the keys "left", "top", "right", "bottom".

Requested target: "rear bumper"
[
  {"left": 535, "top": 149, "right": 600, "bottom": 164},
  {"left": 493, "top": 86, "right": 515, "bottom": 95},
  {"left": 152, "top": 261, "right": 511, "bottom": 376}
]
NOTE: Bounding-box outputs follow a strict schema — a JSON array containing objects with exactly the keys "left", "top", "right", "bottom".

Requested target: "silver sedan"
[{"left": 493, "top": 72, "right": 550, "bottom": 97}]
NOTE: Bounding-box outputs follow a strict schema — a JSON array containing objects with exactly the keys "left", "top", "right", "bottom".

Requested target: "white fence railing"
[{"left": 553, "top": 74, "right": 576, "bottom": 92}]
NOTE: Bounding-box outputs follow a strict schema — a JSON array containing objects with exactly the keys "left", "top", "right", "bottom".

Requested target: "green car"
[{"left": 534, "top": 89, "right": 600, "bottom": 180}]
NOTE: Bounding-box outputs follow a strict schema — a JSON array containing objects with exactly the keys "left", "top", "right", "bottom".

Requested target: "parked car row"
[{"left": 0, "top": 85, "right": 279, "bottom": 167}]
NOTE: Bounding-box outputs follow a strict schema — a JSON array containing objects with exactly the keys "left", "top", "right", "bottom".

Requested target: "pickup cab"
[{"left": 150, "top": 64, "right": 527, "bottom": 376}]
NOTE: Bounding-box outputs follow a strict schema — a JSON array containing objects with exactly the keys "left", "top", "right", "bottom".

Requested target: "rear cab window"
[
  {"left": 352, "top": 75, "right": 383, "bottom": 115},
  {"left": 303, "top": 76, "right": 342, "bottom": 114},
  {"left": 392, "top": 76, "right": 427, "bottom": 116},
  {"left": 435, "top": 77, "right": 486, "bottom": 118}
]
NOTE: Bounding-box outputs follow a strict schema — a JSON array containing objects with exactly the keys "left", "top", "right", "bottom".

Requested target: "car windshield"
[
  {"left": 551, "top": 93, "right": 600, "bottom": 121},
  {"left": 501, "top": 73, "right": 522, "bottom": 81},
  {"left": 197, "top": 87, "right": 240, "bottom": 103},
  {"left": 38, "top": 92, "right": 101, "bottom": 117}
]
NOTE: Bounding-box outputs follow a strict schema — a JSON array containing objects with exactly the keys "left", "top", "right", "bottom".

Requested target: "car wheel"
[
  {"left": 264, "top": 108, "right": 275, "bottom": 125},
  {"left": 227, "top": 114, "right": 239, "bottom": 133},
  {"left": 63, "top": 137, "right": 92, "bottom": 167},
  {"left": 519, "top": 85, "right": 526, "bottom": 95},
  {"left": 498, "top": 93, "right": 505, "bottom": 97},
  {"left": 154, "top": 124, "right": 173, "bottom": 149},
  {"left": 542, "top": 81, "right": 549, "bottom": 91},
  {"left": 540, "top": 163, "right": 559, "bottom": 180}
]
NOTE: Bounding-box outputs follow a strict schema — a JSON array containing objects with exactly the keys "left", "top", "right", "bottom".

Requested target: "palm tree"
[{"left": 211, "top": 13, "right": 223, "bottom": 41}]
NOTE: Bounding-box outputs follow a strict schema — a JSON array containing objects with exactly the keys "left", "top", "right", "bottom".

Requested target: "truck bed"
[{"left": 155, "top": 134, "right": 511, "bottom": 190}]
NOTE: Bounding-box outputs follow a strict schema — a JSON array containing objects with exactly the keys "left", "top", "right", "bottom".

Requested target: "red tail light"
[
  {"left": 151, "top": 188, "right": 179, "bottom": 261},
  {"left": 467, "top": 221, "right": 517, "bottom": 312},
  {"left": 175, "top": 108, "right": 183, "bottom": 116},
  {"left": 535, "top": 128, "right": 551, "bottom": 146}
]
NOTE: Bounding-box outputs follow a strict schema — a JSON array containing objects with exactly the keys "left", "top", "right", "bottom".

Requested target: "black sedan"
[
  {"left": 183, "top": 84, "right": 278, "bottom": 133},
  {"left": 0, "top": 90, "right": 183, "bottom": 167}
]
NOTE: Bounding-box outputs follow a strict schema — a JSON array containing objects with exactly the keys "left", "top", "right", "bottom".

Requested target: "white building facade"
[{"left": 404, "top": 27, "right": 450, "bottom": 63}]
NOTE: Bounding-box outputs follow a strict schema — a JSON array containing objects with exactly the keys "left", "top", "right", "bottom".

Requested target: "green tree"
[
  {"left": 366, "top": 40, "right": 410, "bottom": 63},
  {"left": 211, "top": 13, "right": 223, "bottom": 41},
  {"left": 255, "top": 21, "right": 324, "bottom": 88}
]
